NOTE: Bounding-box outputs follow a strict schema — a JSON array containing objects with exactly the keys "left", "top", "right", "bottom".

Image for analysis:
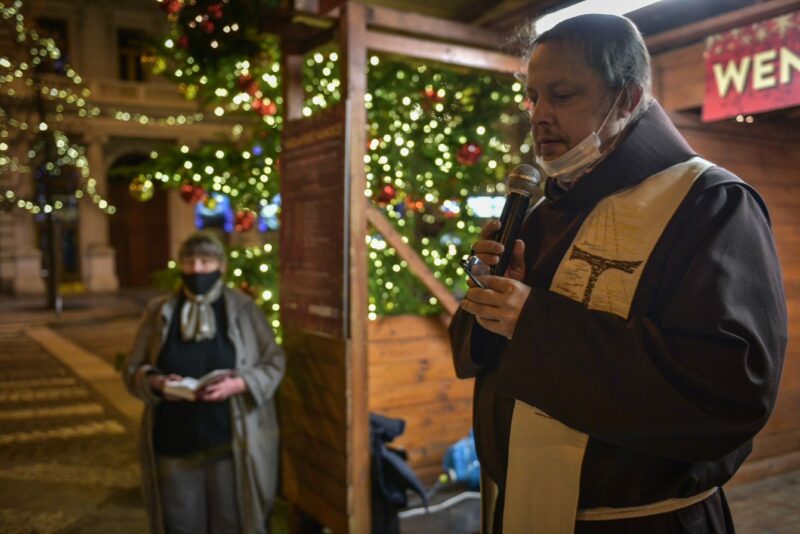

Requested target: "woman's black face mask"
[{"left": 181, "top": 270, "right": 221, "bottom": 295}]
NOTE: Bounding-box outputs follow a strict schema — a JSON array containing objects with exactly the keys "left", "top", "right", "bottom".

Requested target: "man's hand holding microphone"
[{"left": 460, "top": 165, "right": 541, "bottom": 339}]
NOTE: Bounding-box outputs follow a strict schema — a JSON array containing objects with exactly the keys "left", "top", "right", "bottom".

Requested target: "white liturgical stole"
[{"left": 500, "top": 157, "right": 714, "bottom": 533}]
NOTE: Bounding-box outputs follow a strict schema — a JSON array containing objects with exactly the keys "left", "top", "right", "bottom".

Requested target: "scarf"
[{"left": 180, "top": 277, "right": 224, "bottom": 342}]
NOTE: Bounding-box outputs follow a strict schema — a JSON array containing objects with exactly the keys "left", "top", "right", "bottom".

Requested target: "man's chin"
[{"left": 537, "top": 149, "right": 566, "bottom": 160}]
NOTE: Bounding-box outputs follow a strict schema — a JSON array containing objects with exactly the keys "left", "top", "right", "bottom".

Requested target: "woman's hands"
[
  {"left": 198, "top": 376, "right": 248, "bottom": 402},
  {"left": 147, "top": 372, "right": 248, "bottom": 402},
  {"left": 462, "top": 220, "right": 531, "bottom": 339},
  {"left": 147, "top": 373, "right": 184, "bottom": 402}
]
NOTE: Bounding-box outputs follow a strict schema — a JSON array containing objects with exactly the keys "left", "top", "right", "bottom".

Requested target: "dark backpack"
[{"left": 370, "top": 413, "right": 428, "bottom": 534}]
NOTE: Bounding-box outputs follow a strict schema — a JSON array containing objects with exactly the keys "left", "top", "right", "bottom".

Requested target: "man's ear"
[{"left": 620, "top": 85, "right": 643, "bottom": 118}]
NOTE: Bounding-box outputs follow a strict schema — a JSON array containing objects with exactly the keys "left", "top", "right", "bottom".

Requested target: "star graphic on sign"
[
  {"left": 705, "top": 35, "right": 720, "bottom": 49},
  {"left": 741, "top": 34, "right": 753, "bottom": 46},
  {"left": 755, "top": 27, "right": 769, "bottom": 42},
  {"left": 775, "top": 15, "right": 793, "bottom": 38}
]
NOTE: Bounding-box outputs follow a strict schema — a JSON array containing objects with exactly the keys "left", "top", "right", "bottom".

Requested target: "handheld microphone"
[{"left": 492, "top": 164, "right": 542, "bottom": 276}]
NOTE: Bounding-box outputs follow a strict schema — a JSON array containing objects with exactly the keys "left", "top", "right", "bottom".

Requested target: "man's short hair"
[
  {"left": 530, "top": 14, "right": 653, "bottom": 119},
  {"left": 178, "top": 231, "right": 226, "bottom": 262}
]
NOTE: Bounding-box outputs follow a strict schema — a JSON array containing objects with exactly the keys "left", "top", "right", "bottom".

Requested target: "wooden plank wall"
[
  {"left": 651, "top": 42, "right": 705, "bottom": 111},
  {"left": 367, "top": 316, "right": 473, "bottom": 484},
  {"left": 673, "top": 113, "right": 800, "bottom": 473},
  {"left": 278, "top": 326, "right": 349, "bottom": 533}
]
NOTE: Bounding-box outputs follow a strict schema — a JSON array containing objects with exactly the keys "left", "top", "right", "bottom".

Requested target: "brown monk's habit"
[{"left": 450, "top": 102, "right": 787, "bottom": 532}]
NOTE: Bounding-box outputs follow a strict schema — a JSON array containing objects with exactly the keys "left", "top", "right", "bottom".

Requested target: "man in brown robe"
[{"left": 450, "top": 14, "right": 787, "bottom": 533}]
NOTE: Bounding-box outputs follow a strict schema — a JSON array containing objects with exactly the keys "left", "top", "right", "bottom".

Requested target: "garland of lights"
[{"left": 0, "top": 0, "right": 216, "bottom": 215}]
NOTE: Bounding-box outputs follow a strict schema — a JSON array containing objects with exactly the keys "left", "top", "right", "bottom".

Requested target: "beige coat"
[{"left": 123, "top": 288, "right": 286, "bottom": 534}]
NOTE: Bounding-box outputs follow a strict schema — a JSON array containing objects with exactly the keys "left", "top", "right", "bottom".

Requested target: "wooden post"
[
  {"left": 341, "top": 2, "right": 371, "bottom": 533},
  {"left": 281, "top": 52, "right": 305, "bottom": 121}
]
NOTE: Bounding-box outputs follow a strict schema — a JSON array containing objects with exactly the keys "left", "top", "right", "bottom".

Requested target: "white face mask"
[{"left": 535, "top": 91, "right": 625, "bottom": 187}]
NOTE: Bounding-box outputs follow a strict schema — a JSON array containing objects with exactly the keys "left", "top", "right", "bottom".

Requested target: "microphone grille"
[{"left": 508, "top": 164, "right": 541, "bottom": 197}]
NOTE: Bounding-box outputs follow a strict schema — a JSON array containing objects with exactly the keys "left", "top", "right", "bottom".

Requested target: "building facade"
[{"left": 0, "top": 0, "right": 246, "bottom": 294}]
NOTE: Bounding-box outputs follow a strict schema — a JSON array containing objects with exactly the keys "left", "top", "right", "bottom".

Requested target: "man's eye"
[{"left": 553, "top": 93, "right": 573, "bottom": 100}]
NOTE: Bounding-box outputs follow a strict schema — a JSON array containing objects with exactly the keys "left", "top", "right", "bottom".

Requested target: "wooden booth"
[
  {"left": 276, "top": 3, "right": 523, "bottom": 532},
  {"left": 274, "top": 1, "right": 800, "bottom": 532}
]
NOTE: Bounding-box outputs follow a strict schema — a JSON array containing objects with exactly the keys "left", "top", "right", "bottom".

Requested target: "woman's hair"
[
  {"left": 178, "top": 231, "right": 226, "bottom": 262},
  {"left": 528, "top": 14, "right": 653, "bottom": 119}
]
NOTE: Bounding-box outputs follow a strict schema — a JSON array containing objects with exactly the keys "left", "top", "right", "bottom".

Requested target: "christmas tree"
[{"left": 134, "top": 0, "right": 531, "bottom": 327}]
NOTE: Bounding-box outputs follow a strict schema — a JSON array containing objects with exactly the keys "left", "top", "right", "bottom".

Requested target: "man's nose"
[{"left": 530, "top": 100, "right": 552, "bottom": 126}]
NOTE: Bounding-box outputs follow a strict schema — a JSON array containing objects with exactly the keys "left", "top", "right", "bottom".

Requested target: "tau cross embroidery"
[{"left": 569, "top": 245, "right": 643, "bottom": 306}]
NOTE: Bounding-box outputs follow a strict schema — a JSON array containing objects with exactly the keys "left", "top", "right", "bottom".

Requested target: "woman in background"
[{"left": 124, "top": 231, "right": 285, "bottom": 534}]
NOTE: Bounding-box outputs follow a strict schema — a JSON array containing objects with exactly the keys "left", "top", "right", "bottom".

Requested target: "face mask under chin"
[
  {"left": 535, "top": 91, "right": 626, "bottom": 185},
  {"left": 181, "top": 270, "right": 222, "bottom": 295}
]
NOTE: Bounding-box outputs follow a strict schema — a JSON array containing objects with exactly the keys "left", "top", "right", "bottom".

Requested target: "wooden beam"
[
  {"left": 281, "top": 26, "right": 337, "bottom": 55},
  {"left": 364, "top": 4, "right": 503, "bottom": 49},
  {"left": 645, "top": 0, "right": 800, "bottom": 53},
  {"left": 341, "top": 3, "right": 371, "bottom": 533},
  {"left": 365, "top": 30, "right": 523, "bottom": 74},
  {"left": 471, "top": 0, "right": 565, "bottom": 30},
  {"left": 365, "top": 204, "right": 459, "bottom": 317}
]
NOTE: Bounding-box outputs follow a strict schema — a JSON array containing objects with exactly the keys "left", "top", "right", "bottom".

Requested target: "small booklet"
[{"left": 163, "top": 369, "right": 234, "bottom": 401}]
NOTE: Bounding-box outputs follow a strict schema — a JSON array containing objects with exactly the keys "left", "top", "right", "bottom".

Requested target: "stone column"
[
  {"left": 6, "top": 134, "right": 45, "bottom": 295},
  {"left": 80, "top": 132, "right": 119, "bottom": 292}
]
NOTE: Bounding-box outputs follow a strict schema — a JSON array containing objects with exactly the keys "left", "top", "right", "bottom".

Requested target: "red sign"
[{"left": 703, "top": 11, "right": 800, "bottom": 122}]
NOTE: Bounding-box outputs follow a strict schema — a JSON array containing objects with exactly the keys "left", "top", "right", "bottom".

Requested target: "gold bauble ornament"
[
  {"left": 129, "top": 175, "right": 154, "bottom": 202},
  {"left": 204, "top": 196, "right": 218, "bottom": 210}
]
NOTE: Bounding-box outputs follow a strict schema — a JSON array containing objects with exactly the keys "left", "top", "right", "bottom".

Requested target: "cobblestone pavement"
[
  {"left": 727, "top": 468, "right": 800, "bottom": 534},
  {"left": 0, "top": 323, "right": 147, "bottom": 534}
]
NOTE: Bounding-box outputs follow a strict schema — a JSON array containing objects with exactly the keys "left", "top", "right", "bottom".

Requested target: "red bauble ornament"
[
  {"left": 235, "top": 210, "right": 256, "bottom": 232},
  {"left": 263, "top": 101, "right": 277, "bottom": 116},
  {"left": 405, "top": 196, "right": 424, "bottom": 213},
  {"left": 376, "top": 185, "right": 396, "bottom": 205},
  {"left": 237, "top": 74, "right": 257, "bottom": 94},
  {"left": 159, "top": 0, "right": 182, "bottom": 16},
  {"left": 201, "top": 20, "right": 215, "bottom": 34},
  {"left": 207, "top": 4, "right": 224, "bottom": 19},
  {"left": 423, "top": 87, "right": 442, "bottom": 102},
  {"left": 180, "top": 183, "right": 206, "bottom": 204},
  {"left": 252, "top": 99, "right": 276, "bottom": 116},
  {"left": 179, "top": 183, "right": 194, "bottom": 202},
  {"left": 456, "top": 142, "right": 483, "bottom": 166}
]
